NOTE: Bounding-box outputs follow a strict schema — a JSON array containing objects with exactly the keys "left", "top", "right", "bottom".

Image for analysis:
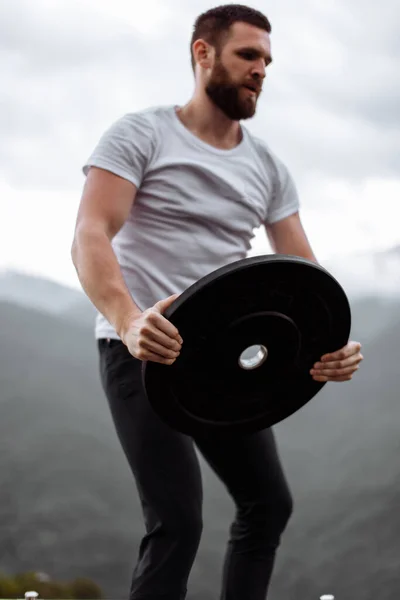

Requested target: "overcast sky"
[{"left": 1, "top": 0, "right": 400, "bottom": 290}]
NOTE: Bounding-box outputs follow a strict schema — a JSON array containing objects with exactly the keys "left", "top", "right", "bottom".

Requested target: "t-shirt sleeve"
[
  {"left": 265, "top": 156, "right": 300, "bottom": 225},
  {"left": 82, "top": 112, "right": 155, "bottom": 188}
]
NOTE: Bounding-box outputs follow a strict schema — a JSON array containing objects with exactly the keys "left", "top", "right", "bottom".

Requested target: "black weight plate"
[{"left": 142, "top": 254, "right": 351, "bottom": 436}]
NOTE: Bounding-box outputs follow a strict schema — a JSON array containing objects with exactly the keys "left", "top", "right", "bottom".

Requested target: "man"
[{"left": 72, "top": 4, "right": 363, "bottom": 599}]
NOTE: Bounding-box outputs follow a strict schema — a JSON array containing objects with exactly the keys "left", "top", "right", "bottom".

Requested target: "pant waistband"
[{"left": 98, "top": 338, "right": 122, "bottom": 348}]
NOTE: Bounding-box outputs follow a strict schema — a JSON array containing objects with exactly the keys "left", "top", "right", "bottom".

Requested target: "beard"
[{"left": 205, "top": 59, "right": 258, "bottom": 121}]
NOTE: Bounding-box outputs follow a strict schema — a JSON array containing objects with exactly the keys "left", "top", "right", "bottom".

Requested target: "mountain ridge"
[{"left": 0, "top": 257, "right": 399, "bottom": 599}]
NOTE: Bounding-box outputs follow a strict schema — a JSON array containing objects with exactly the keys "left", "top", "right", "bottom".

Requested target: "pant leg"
[
  {"left": 194, "top": 428, "right": 293, "bottom": 600},
  {"left": 98, "top": 339, "right": 203, "bottom": 600}
]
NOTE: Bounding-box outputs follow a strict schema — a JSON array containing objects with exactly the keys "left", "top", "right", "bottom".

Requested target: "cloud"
[
  {"left": 1, "top": 0, "right": 399, "bottom": 189},
  {"left": 274, "top": 0, "right": 400, "bottom": 130},
  {"left": 0, "top": 0, "right": 177, "bottom": 188},
  {"left": 1, "top": 0, "right": 399, "bottom": 287},
  {"left": 241, "top": 0, "right": 400, "bottom": 185}
]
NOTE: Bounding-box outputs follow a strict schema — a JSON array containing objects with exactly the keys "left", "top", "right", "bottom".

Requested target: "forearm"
[
  {"left": 269, "top": 234, "right": 318, "bottom": 264},
  {"left": 265, "top": 213, "right": 319, "bottom": 264},
  {"left": 71, "top": 229, "right": 141, "bottom": 338}
]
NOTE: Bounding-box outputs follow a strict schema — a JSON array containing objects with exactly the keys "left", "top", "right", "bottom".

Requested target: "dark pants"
[{"left": 98, "top": 339, "right": 293, "bottom": 600}]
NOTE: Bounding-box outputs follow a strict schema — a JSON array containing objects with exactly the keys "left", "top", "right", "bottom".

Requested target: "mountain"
[
  {"left": 0, "top": 252, "right": 399, "bottom": 599},
  {"left": 0, "top": 270, "right": 96, "bottom": 326},
  {"left": 1, "top": 244, "right": 399, "bottom": 321}
]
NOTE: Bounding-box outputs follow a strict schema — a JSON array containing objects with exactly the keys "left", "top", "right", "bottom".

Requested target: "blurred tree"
[
  {"left": 68, "top": 577, "right": 104, "bottom": 599},
  {"left": 0, "top": 574, "right": 19, "bottom": 599},
  {"left": 0, "top": 571, "right": 103, "bottom": 599}
]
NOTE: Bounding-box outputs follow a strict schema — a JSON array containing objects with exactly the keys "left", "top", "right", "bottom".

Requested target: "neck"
[{"left": 176, "top": 90, "right": 242, "bottom": 150}]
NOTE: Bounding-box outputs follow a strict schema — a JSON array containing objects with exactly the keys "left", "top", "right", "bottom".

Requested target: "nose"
[{"left": 251, "top": 58, "right": 266, "bottom": 81}]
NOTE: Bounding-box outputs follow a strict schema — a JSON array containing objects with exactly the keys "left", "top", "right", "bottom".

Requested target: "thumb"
[{"left": 154, "top": 293, "right": 179, "bottom": 314}]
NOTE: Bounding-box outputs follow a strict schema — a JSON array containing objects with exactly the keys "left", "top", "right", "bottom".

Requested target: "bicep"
[
  {"left": 74, "top": 167, "right": 138, "bottom": 241},
  {"left": 265, "top": 212, "right": 317, "bottom": 262}
]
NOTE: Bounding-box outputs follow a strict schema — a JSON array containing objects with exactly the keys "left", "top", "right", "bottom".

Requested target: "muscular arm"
[
  {"left": 265, "top": 212, "right": 363, "bottom": 383},
  {"left": 71, "top": 167, "right": 142, "bottom": 338},
  {"left": 265, "top": 211, "right": 318, "bottom": 263}
]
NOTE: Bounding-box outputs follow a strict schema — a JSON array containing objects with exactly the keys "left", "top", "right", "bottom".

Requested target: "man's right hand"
[{"left": 122, "top": 294, "right": 183, "bottom": 365}]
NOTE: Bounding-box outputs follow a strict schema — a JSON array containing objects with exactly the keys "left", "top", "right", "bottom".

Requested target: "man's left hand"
[{"left": 310, "top": 341, "right": 363, "bottom": 383}]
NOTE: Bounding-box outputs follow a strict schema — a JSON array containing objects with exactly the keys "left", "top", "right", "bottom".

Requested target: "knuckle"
[
  {"left": 168, "top": 337, "right": 180, "bottom": 350},
  {"left": 147, "top": 310, "right": 158, "bottom": 324},
  {"left": 162, "top": 341, "right": 173, "bottom": 353},
  {"left": 137, "top": 320, "right": 148, "bottom": 333}
]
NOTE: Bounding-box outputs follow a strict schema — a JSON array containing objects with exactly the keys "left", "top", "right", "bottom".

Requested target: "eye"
[{"left": 239, "top": 51, "right": 255, "bottom": 61}]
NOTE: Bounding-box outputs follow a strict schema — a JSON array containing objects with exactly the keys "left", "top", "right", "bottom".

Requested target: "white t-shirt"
[{"left": 83, "top": 105, "right": 300, "bottom": 339}]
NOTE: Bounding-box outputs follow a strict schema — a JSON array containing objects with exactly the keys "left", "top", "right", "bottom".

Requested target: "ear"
[{"left": 192, "top": 39, "right": 214, "bottom": 69}]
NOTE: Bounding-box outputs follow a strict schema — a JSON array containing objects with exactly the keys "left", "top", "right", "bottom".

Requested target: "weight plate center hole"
[{"left": 238, "top": 344, "right": 268, "bottom": 371}]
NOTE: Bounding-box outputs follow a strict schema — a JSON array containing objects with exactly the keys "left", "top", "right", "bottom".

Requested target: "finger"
[
  {"left": 134, "top": 347, "right": 178, "bottom": 365},
  {"left": 312, "top": 373, "right": 354, "bottom": 382},
  {"left": 313, "top": 375, "right": 352, "bottom": 383},
  {"left": 148, "top": 310, "right": 182, "bottom": 343},
  {"left": 140, "top": 337, "right": 180, "bottom": 360},
  {"left": 320, "top": 341, "right": 362, "bottom": 363},
  {"left": 311, "top": 365, "right": 359, "bottom": 378},
  {"left": 155, "top": 294, "right": 179, "bottom": 313},
  {"left": 313, "top": 353, "right": 363, "bottom": 371},
  {"left": 146, "top": 327, "right": 182, "bottom": 352},
  {"left": 154, "top": 296, "right": 183, "bottom": 343}
]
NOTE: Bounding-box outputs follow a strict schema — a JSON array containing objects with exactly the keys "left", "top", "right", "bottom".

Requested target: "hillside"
[{"left": 0, "top": 270, "right": 399, "bottom": 598}]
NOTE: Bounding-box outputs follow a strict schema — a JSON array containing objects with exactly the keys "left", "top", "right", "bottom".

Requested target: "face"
[{"left": 205, "top": 22, "right": 272, "bottom": 121}]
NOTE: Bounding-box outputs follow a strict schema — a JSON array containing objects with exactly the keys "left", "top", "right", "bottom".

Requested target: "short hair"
[{"left": 190, "top": 4, "right": 272, "bottom": 71}]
